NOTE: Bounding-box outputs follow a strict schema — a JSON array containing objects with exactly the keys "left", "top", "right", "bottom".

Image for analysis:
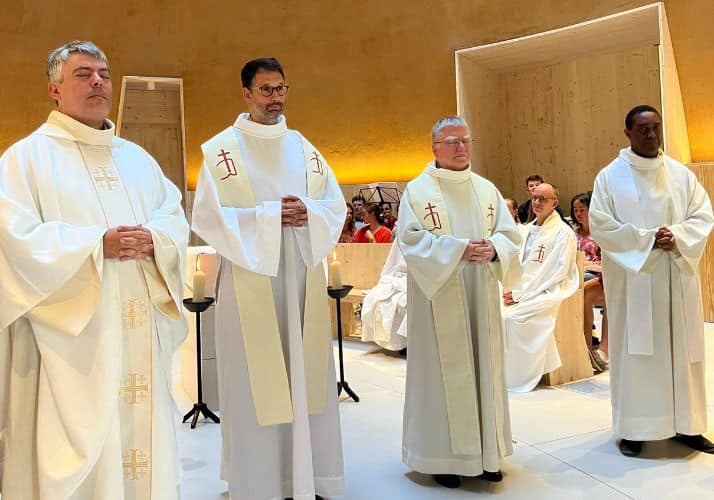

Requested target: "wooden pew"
[
  {"left": 542, "top": 252, "right": 594, "bottom": 386},
  {"left": 329, "top": 243, "right": 392, "bottom": 338}
]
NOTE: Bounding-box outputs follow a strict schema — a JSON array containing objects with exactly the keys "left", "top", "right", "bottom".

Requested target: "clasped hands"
[
  {"left": 502, "top": 289, "right": 517, "bottom": 306},
  {"left": 281, "top": 195, "right": 308, "bottom": 227},
  {"left": 461, "top": 239, "right": 495, "bottom": 264},
  {"left": 654, "top": 226, "right": 676, "bottom": 252},
  {"left": 103, "top": 225, "right": 154, "bottom": 261}
]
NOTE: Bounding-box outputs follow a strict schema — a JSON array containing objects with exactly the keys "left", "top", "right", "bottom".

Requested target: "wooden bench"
[{"left": 542, "top": 252, "right": 594, "bottom": 385}]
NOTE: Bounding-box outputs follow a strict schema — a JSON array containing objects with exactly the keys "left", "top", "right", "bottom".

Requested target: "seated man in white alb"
[
  {"left": 502, "top": 183, "right": 579, "bottom": 392},
  {"left": 361, "top": 239, "right": 408, "bottom": 351}
]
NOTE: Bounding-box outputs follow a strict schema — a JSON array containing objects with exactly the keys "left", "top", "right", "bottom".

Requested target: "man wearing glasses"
[
  {"left": 502, "top": 183, "right": 579, "bottom": 392},
  {"left": 397, "top": 116, "right": 522, "bottom": 488},
  {"left": 192, "top": 58, "right": 345, "bottom": 499}
]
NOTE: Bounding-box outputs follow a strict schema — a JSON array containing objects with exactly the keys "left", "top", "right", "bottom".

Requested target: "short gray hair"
[
  {"left": 46, "top": 41, "right": 109, "bottom": 83},
  {"left": 431, "top": 116, "right": 469, "bottom": 141}
]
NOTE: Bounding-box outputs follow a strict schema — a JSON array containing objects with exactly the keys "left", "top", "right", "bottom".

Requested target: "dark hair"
[
  {"left": 504, "top": 198, "right": 518, "bottom": 212},
  {"left": 525, "top": 174, "right": 543, "bottom": 186},
  {"left": 570, "top": 191, "right": 592, "bottom": 228},
  {"left": 625, "top": 105, "right": 661, "bottom": 130},
  {"left": 351, "top": 195, "right": 366, "bottom": 204},
  {"left": 241, "top": 58, "right": 285, "bottom": 89},
  {"left": 343, "top": 202, "right": 355, "bottom": 233},
  {"left": 365, "top": 202, "right": 385, "bottom": 225}
]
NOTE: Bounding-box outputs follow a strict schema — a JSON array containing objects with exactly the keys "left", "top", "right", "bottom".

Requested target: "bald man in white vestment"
[
  {"left": 191, "top": 57, "right": 345, "bottom": 500},
  {"left": 502, "top": 183, "right": 579, "bottom": 392},
  {"left": 0, "top": 41, "right": 188, "bottom": 500},
  {"left": 398, "top": 116, "right": 521, "bottom": 489},
  {"left": 590, "top": 105, "right": 714, "bottom": 458}
]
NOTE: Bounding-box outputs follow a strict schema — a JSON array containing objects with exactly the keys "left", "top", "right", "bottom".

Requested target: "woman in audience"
[
  {"left": 571, "top": 192, "right": 608, "bottom": 371},
  {"left": 339, "top": 202, "right": 356, "bottom": 243},
  {"left": 353, "top": 203, "right": 393, "bottom": 243}
]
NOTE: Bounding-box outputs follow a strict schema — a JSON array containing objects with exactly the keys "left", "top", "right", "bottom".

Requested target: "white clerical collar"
[
  {"left": 528, "top": 224, "right": 542, "bottom": 234},
  {"left": 234, "top": 112, "right": 287, "bottom": 138},
  {"left": 427, "top": 161, "right": 471, "bottom": 182},
  {"left": 532, "top": 209, "right": 560, "bottom": 228},
  {"left": 45, "top": 110, "right": 115, "bottom": 146},
  {"left": 620, "top": 147, "right": 664, "bottom": 171}
]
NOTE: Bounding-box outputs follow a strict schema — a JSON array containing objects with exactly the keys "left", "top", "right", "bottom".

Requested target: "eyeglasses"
[
  {"left": 254, "top": 84, "right": 289, "bottom": 97},
  {"left": 433, "top": 138, "right": 475, "bottom": 147},
  {"left": 531, "top": 195, "right": 557, "bottom": 203}
]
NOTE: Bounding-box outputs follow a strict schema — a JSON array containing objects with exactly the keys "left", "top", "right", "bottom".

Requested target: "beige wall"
[
  {"left": 0, "top": 0, "right": 711, "bottom": 188},
  {"left": 461, "top": 43, "right": 662, "bottom": 206}
]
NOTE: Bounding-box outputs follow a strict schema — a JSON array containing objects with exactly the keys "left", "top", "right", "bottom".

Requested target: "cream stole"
[
  {"left": 407, "top": 168, "right": 497, "bottom": 456},
  {"left": 201, "top": 128, "right": 331, "bottom": 426},
  {"left": 608, "top": 151, "right": 704, "bottom": 362},
  {"left": 78, "top": 143, "right": 155, "bottom": 500}
]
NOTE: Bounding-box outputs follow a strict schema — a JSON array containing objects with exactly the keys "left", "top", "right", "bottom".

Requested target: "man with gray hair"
[
  {"left": 0, "top": 41, "right": 188, "bottom": 499},
  {"left": 397, "top": 116, "right": 521, "bottom": 488}
]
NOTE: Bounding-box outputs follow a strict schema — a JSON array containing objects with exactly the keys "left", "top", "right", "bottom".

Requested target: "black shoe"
[
  {"left": 477, "top": 470, "right": 503, "bottom": 482},
  {"left": 619, "top": 439, "right": 643, "bottom": 457},
  {"left": 433, "top": 474, "right": 461, "bottom": 488},
  {"left": 671, "top": 434, "right": 714, "bottom": 454},
  {"left": 398, "top": 347, "right": 407, "bottom": 356}
]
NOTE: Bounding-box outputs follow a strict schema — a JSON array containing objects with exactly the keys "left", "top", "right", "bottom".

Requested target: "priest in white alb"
[
  {"left": 0, "top": 41, "right": 188, "bottom": 500},
  {"left": 590, "top": 105, "right": 714, "bottom": 458},
  {"left": 502, "top": 183, "right": 579, "bottom": 392},
  {"left": 360, "top": 239, "right": 408, "bottom": 352},
  {"left": 397, "top": 116, "right": 521, "bottom": 489},
  {"left": 191, "top": 57, "right": 345, "bottom": 500}
]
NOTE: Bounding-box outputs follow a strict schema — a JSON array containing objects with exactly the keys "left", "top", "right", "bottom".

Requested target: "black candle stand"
[
  {"left": 182, "top": 297, "right": 220, "bottom": 428},
  {"left": 327, "top": 285, "right": 359, "bottom": 402}
]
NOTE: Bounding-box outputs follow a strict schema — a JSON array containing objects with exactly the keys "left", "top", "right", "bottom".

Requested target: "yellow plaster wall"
[{"left": 0, "top": 0, "right": 711, "bottom": 188}]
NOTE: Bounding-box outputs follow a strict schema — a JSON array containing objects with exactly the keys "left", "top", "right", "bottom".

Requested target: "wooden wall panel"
[
  {"left": 689, "top": 163, "right": 714, "bottom": 322},
  {"left": 469, "top": 44, "right": 660, "bottom": 207},
  {"left": 660, "top": 8, "right": 692, "bottom": 164},
  {"left": 467, "top": 63, "right": 508, "bottom": 188}
]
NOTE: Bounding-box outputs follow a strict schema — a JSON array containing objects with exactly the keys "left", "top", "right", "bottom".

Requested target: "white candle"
[
  {"left": 329, "top": 251, "right": 343, "bottom": 289},
  {"left": 193, "top": 254, "right": 206, "bottom": 301}
]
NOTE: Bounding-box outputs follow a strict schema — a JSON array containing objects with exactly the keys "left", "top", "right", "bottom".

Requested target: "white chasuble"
[
  {"left": 191, "top": 113, "right": 345, "bottom": 500},
  {"left": 398, "top": 163, "right": 521, "bottom": 476},
  {"left": 502, "top": 211, "right": 579, "bottom": 393},
  {"left": 0, "top": 111, "right": 188, "bottom": 500},
  {"left": 590, "top": 148, "right": 713, "bottom": 440}
]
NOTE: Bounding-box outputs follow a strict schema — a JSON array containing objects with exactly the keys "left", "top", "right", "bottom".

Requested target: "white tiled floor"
[{"left": 179, "top": 326, "right": 714, "bottom": 500}]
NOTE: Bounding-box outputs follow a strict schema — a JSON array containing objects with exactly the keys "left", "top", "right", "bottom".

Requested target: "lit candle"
[
  {"left": 193, "top": 254, "right": 206, "bottom": 301},
  {"left": 329, "top": 250, "right": 343, "bottom": 289}
]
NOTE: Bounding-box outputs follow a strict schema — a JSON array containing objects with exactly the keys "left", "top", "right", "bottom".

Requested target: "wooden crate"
[{"left": 116, "top": 76, "right": 188, "bottom": 213}]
